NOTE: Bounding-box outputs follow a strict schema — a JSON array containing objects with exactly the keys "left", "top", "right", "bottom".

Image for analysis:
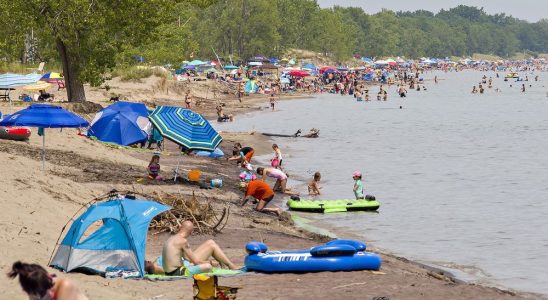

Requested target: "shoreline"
[
  {"left": 1, "top": 76, "right": 545, "bottom": 299},
  {"left": 219, "top": 86, "right": 546, "bottom": 299}
]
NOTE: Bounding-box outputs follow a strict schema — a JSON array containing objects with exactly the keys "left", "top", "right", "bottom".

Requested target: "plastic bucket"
[
  {"left": 211, "top": 179, "right": 223, "bottom": 188},
  {"left": 188, "top": 169, "right": 201, "bottom": 182}
]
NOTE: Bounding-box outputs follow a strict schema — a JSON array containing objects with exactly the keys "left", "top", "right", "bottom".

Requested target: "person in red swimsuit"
[
  {"left": 8, "top": 261, "right": 89, "bottom": 299},
  {"left": 240, "top": 179, "right": 281, "bottom": 216}
]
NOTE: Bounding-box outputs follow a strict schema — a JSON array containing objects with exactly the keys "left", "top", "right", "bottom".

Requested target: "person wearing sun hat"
[{"left": 352, "top": 171, "right": 365, "bottom": 200}]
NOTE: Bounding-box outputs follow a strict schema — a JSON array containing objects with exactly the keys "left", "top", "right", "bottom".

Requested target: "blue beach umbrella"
[
  {"left": 148, "top": 106, "right": 222, "bottom": 151},
  {"left": 88, "top": 101, "right": 150, "bottom": 146},
  {"left": 0, "top": 104, "right": 89, "bottom": 169}
]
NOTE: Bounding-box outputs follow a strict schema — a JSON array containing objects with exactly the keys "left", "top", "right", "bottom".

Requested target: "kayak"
[
  {"left": 0, "top": 126, "right": 31, "bottom": 141},
  {"left": 245, "top": 239, "right": 381, "bottom": 273},
  {"left": 287, "top": 198, "right": 380, "bottom": 213}
]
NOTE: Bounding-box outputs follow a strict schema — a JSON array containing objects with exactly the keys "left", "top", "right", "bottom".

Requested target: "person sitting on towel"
[
  {"left": 160, "top": 221, "right": 240, "bottom": 276},
  {"left": 38, "top": 90, "right": 54, "bottom": 102}
]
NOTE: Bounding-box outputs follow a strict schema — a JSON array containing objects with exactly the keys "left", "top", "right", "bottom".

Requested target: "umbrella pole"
[
  {"left": 42, "top": 131, "right": 45, "bottom": 171},
  {"left": 174, "top": 156, "right": 181, "bottom": 182}
]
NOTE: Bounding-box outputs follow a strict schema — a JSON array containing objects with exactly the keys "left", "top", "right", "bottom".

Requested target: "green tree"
[{"left": 1, "top": 0, "right": 216, "bottom": 102}]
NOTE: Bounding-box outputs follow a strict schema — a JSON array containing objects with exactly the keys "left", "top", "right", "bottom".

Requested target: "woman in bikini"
[{"left": 8, "top": 261, "right": 89, "bottom": 300}]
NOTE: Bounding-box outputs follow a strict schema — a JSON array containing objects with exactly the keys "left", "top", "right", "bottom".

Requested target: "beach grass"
[
  {"left": 0, "top": 61, "right": 63, "bottom": 74},
  {"left": 111, "top": 65, "right": 170, "bottom": 82}
]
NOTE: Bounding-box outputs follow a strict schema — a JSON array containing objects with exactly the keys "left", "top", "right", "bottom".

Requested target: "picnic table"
[{"left": 0, "top": 88, "right": 15, "bottom": 101}]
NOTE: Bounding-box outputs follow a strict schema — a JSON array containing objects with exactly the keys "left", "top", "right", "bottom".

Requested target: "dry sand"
[{"left": 0, "top": 76, "right": 544, "bottom": 299}]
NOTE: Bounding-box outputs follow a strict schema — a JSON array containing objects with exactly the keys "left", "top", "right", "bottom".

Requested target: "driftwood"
[
  {"left": 150, "top": 191, "right": 230, "bottom": 235},
  {"left": 262, "top": 128, "right": 319, "bottom": 138}
]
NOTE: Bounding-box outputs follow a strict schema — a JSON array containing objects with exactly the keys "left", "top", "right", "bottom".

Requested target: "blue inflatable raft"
[{"left": 244, "top": 239, "right": 381, "bottom": 273}]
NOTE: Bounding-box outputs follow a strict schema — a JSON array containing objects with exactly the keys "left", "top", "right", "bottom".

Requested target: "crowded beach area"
[{"left": 2, "top": 1, "right": 548, "bottom": 299}]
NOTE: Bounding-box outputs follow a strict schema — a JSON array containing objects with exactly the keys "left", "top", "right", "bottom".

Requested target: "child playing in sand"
[
  {"left": 308, "top": 172, "right": 321, "bottom": 195},
  {"left": 148, "top": 154, "right": 162, "bottom": 181},
  {"left": 352, "top": 171, "right": 364, "bottom": 200}
]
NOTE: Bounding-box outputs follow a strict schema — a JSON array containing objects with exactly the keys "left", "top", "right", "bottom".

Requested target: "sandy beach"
[{"left": 0, "top": 76, "right": 544, "bottom": 299}]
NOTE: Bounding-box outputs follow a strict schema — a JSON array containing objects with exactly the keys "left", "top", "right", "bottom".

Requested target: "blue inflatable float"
[
  {"left": 194, "top": 148, "right": 224, "bottom": 158},
  {"left": 244, "top": 239, "right": 381, "bottom": 273}
]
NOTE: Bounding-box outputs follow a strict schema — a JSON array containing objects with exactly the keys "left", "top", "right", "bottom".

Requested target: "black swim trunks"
[{"left": 165, "top": 266, "right": 186, "bottom": 276}]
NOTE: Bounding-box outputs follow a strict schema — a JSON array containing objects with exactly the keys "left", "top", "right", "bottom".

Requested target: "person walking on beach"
[
  {"left": 269, "top": 93, "right": 276, "bottom": 111},
  {"left": 160, "top": 221, "right": 240, "bottom": 276},
  {"left": 238, "top": 82, "right": 244, "bottom": 102},
  {"left": 240, "top": 180, "right": 281, "bottom": 216},
  {"left": 8, "top": 261, "right": 89, "bottom": 300},
  {"left": 352, "top": 171, "right": 365, "bottom": 200},
  {"left": 184, "top": 90, "right": 193, "bottom": 109},
  {"left": 308, "top": 172, "right": 322, "bottom": 196}
]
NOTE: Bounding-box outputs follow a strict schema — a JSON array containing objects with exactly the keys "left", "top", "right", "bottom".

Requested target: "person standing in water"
[
  {"left": 271, "top": 143, "right": 283, "bottom": 170},
  {"left": 522, "top": 84, "right": 526, "bottom": 92},
  {"left": 352, "top": 171, "right": 365, "bottom": 200}
]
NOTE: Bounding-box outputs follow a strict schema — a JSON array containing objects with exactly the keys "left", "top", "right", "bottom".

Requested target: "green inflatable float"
[{"left": 287, "top": 198, "right": 380, "bottom": 213}]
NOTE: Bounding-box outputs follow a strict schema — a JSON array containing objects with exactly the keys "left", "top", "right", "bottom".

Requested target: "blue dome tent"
[
  {"left": 50, "top": 198, "right": 170, "bottom": 277},
  {"left": 88, "top": 101, "right": 150, "bottom": 146}
]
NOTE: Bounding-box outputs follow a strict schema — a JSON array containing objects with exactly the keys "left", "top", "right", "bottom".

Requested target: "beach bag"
[
  {"left": 271, "top": 158, "right": 280, "bottom": 168},
  {"left": 193, "top": 275, "right": 238, "bottom": 300}
]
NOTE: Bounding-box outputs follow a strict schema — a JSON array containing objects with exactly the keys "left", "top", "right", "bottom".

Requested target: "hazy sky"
[{"left": 316, "top": 0, "right": 546, "bottom": 22}]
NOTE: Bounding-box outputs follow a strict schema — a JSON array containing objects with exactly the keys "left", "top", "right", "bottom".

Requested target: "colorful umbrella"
[
  {"left": 148, "top": 106, "right": 222, "bottom": 151},
  {"left": 0, "top": 104, "right": 89, "bottom": 170},
  {"left": 0, "top": 72, "right": 42, "bottom": 88},
  {"left": 288, "top": 70, "right": 310, "bottom": 78},
  {"left": 319, "top": 66, "right": 337, "bottom": 74},
  {"left": 224, "top": 65, "right": 239, "bottom": 70},
  {"left": 40, "top": 72, "right": 63, "bottom": 83}
]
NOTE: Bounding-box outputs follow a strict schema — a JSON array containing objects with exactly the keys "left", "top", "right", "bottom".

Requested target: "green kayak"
[{"left": 286, "top": 199, "right": 380, "bottom": 213}]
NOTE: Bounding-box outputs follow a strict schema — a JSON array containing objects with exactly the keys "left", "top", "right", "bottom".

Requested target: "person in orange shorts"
[{"left": 240, "top": 179, "right": 281, "bottom": 216}]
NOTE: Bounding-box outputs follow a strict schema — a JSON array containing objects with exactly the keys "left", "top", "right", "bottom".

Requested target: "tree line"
[{"left": 0, "top": 1, "right": 546, "bottom": 102}]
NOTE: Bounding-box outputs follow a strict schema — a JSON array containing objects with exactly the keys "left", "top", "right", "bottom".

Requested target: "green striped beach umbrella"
[{"left": 148, "top": 106, "right": 222, "bottom": 151}]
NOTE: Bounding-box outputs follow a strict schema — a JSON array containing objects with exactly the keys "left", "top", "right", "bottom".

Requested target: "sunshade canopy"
[{"left": 148, "top": 106, "right": 222, "bottom": 151}]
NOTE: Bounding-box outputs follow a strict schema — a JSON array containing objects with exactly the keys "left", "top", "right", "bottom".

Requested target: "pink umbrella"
[{"left": 288, "top": 70, "right": 310, "bottom": 77}]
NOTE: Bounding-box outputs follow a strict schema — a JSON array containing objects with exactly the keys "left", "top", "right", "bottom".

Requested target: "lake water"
[{"left": 215, "top": 70, "right": 548, "bottom": 295}]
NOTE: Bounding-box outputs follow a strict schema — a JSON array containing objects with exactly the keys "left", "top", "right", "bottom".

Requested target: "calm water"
[{"left": 216, "top": 70, "right": 548, "bottom": 294}]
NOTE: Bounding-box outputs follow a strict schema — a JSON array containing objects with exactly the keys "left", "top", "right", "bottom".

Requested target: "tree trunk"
[{"left": 56, "top": 38, "right": 86, "bottom": 102}]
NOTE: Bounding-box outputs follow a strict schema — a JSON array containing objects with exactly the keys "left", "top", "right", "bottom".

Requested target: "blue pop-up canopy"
[
  {"left": 88, "top": 101, "right": 150, "bottom": 146},
  {"left": 50, "top": 198, "right": 170, "bottom": 277}
]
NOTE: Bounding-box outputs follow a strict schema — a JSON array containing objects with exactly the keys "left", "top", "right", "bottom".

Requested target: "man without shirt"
[{"left": 153, "top": 221, "right": 240, "bottom": 276}]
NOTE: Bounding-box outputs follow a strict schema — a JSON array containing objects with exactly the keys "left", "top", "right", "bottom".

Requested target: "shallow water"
[{"left": 215, "top": 70, "right": 548, "bottom": 294}]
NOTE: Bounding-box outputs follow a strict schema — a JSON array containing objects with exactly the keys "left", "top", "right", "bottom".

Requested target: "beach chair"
[{"left": 57, "top": 80, "right": 65, "bottom": 91}]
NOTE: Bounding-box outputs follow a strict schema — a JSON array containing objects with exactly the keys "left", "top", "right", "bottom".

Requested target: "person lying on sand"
[
  {"left": 146, "top": 221, "right": 240, "bottom": 276},
  {"left": 240, "top": 180, "right": 281, "bottom": 216},
  {"left": 8, "top": 261, "right": 89, "bottom": 300}
]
